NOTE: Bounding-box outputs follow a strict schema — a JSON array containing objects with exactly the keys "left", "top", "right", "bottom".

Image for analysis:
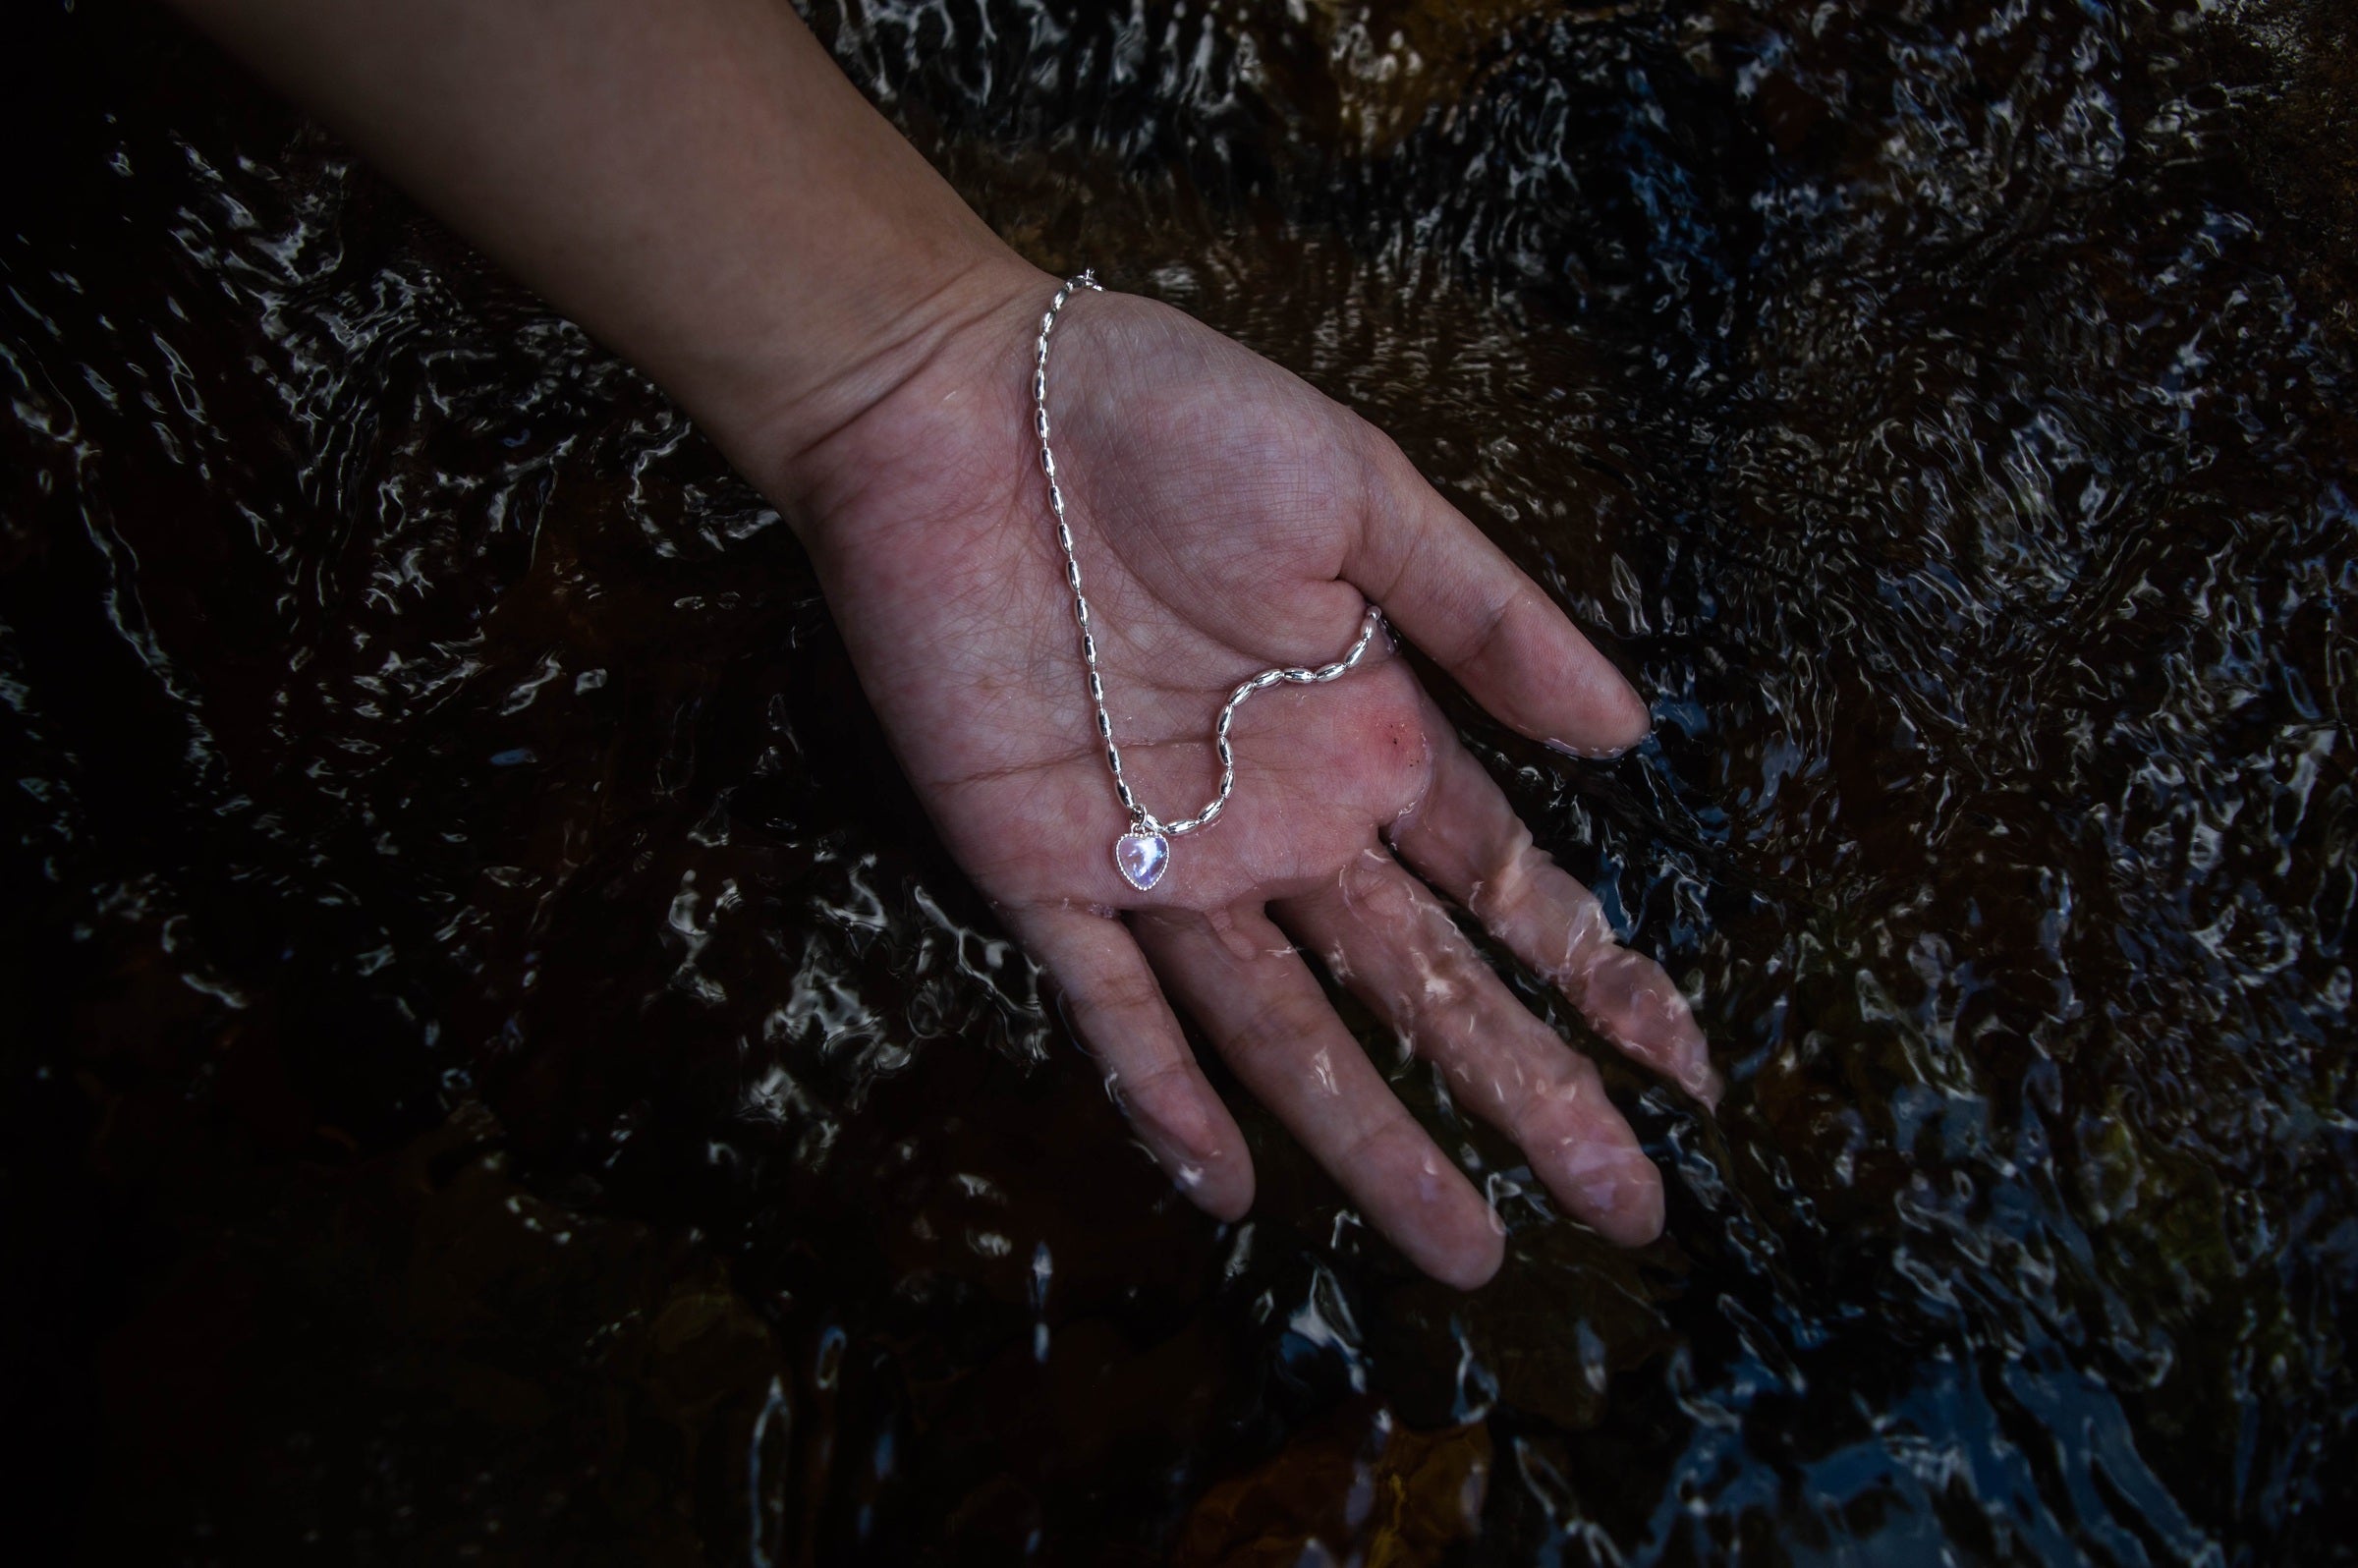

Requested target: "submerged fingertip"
[
  {"left": 1624, "top": 1170, "right": 1666, "bottom": 1245},
  {"left": 1554, "top": 1144, "right": 1665, "bottom": 1247},
  {"left": 1203, "top": 1174, "right": 1257, "bottom": 1225},
  {"left": 1388, "top": 1166, "right": 1506, "bottom": 1289},
  {"left": 1590, "top": 1165, "right": 1665, "bottom": 1248},
  {"left": 1611, "top": 710, "right": 1654, "bottom": 756},
  {"left": 1668, "top": 1033, "right": 1723, "bottom": 1109},
  {"left": 1432, "top": 1223, "right": 1506, "bottom": 1291},
  {"left": 1167, "top": 1146, "right": 1254, "bottom": 1222}
]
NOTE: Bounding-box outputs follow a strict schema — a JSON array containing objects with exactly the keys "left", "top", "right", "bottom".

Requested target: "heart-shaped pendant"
[{"left": 1114, "top": 829, "right": 1170, "bottom": 891}]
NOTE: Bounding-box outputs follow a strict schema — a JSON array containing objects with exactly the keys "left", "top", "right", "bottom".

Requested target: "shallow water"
[{"left": 4, "top": 0, "right": 2353, "bottom": 1560}]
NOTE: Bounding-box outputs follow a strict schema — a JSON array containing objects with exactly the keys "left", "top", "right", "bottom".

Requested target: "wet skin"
[
  {"left": 169, "top": 0, "right": 1714, "bottom": 1287},
  {"left": 787, "top": 262, "right": 1719, "bottom": 1286}
]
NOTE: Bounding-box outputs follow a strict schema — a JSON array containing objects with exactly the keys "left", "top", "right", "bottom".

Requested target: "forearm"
[{"left": 168, "top": 0, "right": 1039, "bottom": 496}]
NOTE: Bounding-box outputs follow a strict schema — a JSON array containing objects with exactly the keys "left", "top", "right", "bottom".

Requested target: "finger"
[
  {"left": 1388, "top": 709, "right": 1719, "bottom": 1105},
  {"left": 1007, "top": 905, "right": 1253, "bottom": 1219},
  {"left": 1278, "top": 852, "right": 1666, "bottom": 1246},
  {"left": 1134, "top": 905, "right": 1505, "bottom": 1289},
  {"left": 1347, "top": 431, "right": 1651, "bottom": 755}
]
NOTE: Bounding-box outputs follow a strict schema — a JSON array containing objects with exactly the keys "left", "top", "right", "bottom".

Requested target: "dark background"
[{"left": 3, "top": 0, "right": 2353, "bottom": 1560}]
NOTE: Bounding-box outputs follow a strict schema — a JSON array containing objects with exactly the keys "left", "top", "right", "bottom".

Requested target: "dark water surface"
[{"left": 5, "top": 0, "right": 2354, "bottom": 1560}]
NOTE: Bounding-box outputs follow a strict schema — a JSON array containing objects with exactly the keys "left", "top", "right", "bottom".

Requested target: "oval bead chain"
[{"left": 1032, "top": 271, "right": 1385, "bottom": 890}]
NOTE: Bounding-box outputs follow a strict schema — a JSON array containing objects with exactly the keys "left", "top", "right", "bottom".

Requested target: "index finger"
[{"left": 1346, "top": 428, "right": 1651, "bottom": 756}]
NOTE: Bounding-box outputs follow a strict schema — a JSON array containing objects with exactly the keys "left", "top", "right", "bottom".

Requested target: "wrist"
[{"left": 716, "top": 243, "right": 1055, "bottom": 522}]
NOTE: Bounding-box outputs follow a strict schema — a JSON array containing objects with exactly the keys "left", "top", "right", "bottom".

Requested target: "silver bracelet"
[{"left": 1032, "top": 270, "right": 1385, "bottom": 892}]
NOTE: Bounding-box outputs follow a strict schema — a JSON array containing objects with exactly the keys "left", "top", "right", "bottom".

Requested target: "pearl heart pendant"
[{"left": 1114, "top": 829, "right": 1170, "bottom": 892}]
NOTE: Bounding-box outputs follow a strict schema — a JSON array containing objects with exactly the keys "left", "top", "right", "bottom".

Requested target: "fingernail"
[
  {"left": 1684, "top": 1060, "right": 1726, "bottom": 1112},
  {"left": 1115, "top": 1074, "right": 1216, "bottom": 1172},
  {"left": 1154, "top": 1107, "right": 1221, "bottom": 1173},
  {"left": 1563, "top": 1145, "right": 1664, "bottom": 1245},
  {"left": 1569, "top": 1145, "right": 1635, "bottom": 1212},
  {"left": 1159, "top": 1139, "right": 1253, "bottom": 1221}
]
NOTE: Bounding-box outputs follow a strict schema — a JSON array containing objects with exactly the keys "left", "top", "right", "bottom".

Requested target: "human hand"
[
  {"left": 162, "top": 0, "right": 1704, "bottom": 1286},
  {"left": 772, "top": 259, "right": 1717, "bottom": 1288}
]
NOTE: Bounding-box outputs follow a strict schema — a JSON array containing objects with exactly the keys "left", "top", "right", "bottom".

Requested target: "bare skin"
[{"left": 174, "top": 0, "right": 1716, "bottom": 1288}]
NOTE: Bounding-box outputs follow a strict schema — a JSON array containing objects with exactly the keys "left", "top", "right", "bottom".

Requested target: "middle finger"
[{"left": 1133, "top": 903, "right": 1505, "bottom": 1288}]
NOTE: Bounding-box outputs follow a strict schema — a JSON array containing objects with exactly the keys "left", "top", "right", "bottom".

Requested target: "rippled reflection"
[{"left": 3, "top": 0, "right": 2351, "bottom": 1560}]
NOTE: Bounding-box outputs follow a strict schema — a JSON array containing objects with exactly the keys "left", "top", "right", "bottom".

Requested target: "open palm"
[{"left": 787, "top": 267, "right": 1715, "bottom": 1287}]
